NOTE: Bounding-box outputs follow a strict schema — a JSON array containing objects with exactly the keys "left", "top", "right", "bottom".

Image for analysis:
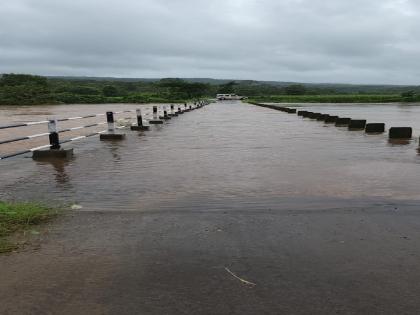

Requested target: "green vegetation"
[
  {"left": 1, "top": 73, "right": 420, "bottom": 105},
  {"left": 0, "top": 201, "right": 57, "bottom": 253},
  {"left": 0, "top": 74, "right": 213, "bottom": 105},
  {"left": 248, "top": 94, "right": 420, "bottom": 103}
]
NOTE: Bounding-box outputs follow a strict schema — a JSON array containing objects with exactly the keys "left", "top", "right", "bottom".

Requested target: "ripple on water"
[{"left": 0, "top": 101, "right": 419, "bottom": 212}]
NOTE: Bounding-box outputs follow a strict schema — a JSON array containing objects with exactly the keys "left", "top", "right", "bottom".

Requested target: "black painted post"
[
  {"left": 335, "top": 118, "right": 351, "bottom": 126},
  {"left": 365, "top": 123, "right": 385, "bottom": 133},
  {"left": 325, "top": 116, "right": 339, "bottom": 123},
  {"left": 317, "top": 114, "right": 329, "bottom": 121},
  {"left": 100, "top": 111, "right": 126, "bottom": 140},
  {"left": 153, "top": 106, "right": 158, "bottom": 120},
  {"left": 106, "top": 111, "right": 115, "bottom": 133},
  {"left": 389, "top": 127, "right": 412, "bottom": 139},
  {"left": 131, "top": 108, "right": 150, "bottom": 131},
  {"left": 309, "top": 113, "right": 322, "bottom": 119},
  {"left": 48, "top": 119, "right": 60, "bottom": 150},
  {"left": 136, "top": 108, "right": 143, "bottom": 127},
  {"left": 33, "top": 118, "right": 74, "bottom": 158},
  {"left": 348, "top": 120, "right": 367, "bottom": 130}
]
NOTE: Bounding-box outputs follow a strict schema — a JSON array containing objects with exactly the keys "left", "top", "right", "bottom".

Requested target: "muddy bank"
[{"left": 1, "top": 199, "right": 420, "bottom": 315}]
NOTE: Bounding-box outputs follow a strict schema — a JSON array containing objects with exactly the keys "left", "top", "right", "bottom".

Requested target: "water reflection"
[
  {"left": 388, "top": 139, "right": 412, "bottom": 146},
  {"left": 105, "top": 141, "right": 123, "bottom": 162},
  {"left": 1, "top": 102, "right": 420, "bottom": 212},
  {"left": 35, "top": 158, "right": 72, "bottom": 186}
]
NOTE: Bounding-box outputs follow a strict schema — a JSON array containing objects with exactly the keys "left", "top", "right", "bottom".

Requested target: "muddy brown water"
[
  {"left": 2, "top": 101, "right": 420, "bottom": 315},
  {"left": 0, "top": 101, "right": 419, "bottom": 210}
]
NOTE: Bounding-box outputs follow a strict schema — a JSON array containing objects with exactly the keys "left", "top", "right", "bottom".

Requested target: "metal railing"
[{"left": 0, "top": 101, "right": 210, "bottom": 160}]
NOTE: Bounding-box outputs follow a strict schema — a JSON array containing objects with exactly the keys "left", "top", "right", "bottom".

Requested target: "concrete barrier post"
[
  {"left": 100, "top": 111, "right": 126, "bottom": 140},
  {"left": 317, "top": 114, "right": 329, "bottom": 121},
  {"left": 33, "top": 118, "right": 74, "bottom": 159},
  {"left": 335, "top": 118, "right": 351, "bottom": 127},
  {"left": 131, "top": 108, "right": 150, "bottom": 131},
  {"left": 365, "top": 123, "right": 385, "bottom": 133},
  {"left": 106, "top": 111, "right": 115, "bottom": 133},
  {"left": 325, "top": 116, "right": 339, "bottom": 123},
  {"left": 389, "top": 127, "right": 412, "bottom": 139},
  {"left": 153, "top": 106, "right": 158, "bottom": 120},
  {"left": 170, "top": 104, "right": 178, "bottom": 116},
  {"left": 48, "top": 119, "right": 61, "bottom": 150},
  {"left": 348, "top": 120, "right": 367, "bottom": 130},
  {"left": 163, "top": 106, "right": 170, "bottom": 119},
  {"left": 136, "top": 109, "right": 143, "bottom": 127},
  {"left": 149, "top": 106, "right": 163, "bottom": 124},
  {"left": 309, "top": 113, "right": 322, "bottom": 119}
]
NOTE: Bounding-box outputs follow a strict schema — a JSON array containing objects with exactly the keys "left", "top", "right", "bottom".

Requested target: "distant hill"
[
  {"left": 2, "top": 73, "right": 419, "bottom": 105},
  {"left": 46, "top": 76, "right": 418, "bottom": 93}
]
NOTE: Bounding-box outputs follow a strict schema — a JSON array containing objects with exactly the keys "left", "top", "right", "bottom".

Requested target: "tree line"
[{"left": 0, "top": 73, "right": 419, "bottom": 105}]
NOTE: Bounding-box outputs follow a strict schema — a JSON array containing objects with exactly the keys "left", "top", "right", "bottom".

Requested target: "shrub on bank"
[
  {"left": 249, "top": 94, "right": 420, "bottom": 103},
  {"left": 0, "top": 201, "right": 57, "bottom": 253}
]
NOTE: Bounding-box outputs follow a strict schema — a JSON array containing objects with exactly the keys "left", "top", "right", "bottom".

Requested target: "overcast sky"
[{"left": 1, "top": 0, "right": 420, "bottom": 84}]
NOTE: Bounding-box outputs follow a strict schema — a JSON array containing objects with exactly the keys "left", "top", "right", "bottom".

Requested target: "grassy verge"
[
  {"left": 0, "top": 201, "right": 57, "bottom": 253},
  {"left": 248, "top": 94, "right": 420, "bottom": 103}
]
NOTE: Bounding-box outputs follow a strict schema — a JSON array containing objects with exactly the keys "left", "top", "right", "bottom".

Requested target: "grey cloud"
[{"left": 1, "top": 0, "right": 420, "bottom": 84}]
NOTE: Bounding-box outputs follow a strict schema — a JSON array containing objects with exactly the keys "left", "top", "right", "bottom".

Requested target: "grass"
[
  {"left": 0, "top": 201, "right": 57, "bottom": 253},
  {"left": 249, "top": 94, "right": 420, "bottom": 103}
]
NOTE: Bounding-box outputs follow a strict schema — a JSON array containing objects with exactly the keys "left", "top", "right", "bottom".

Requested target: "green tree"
[
  {"left": 0, "top": 73, "right": 48, "bottom": 87},
  {"left": 218, "top": 81, "right": 237, "bottom": 94},
  {"left": 285, "top": 84, "right": 306, "bottom": 95},
  {"left": 401, "top": 90, "right": 415, "bottom": 98},
  {"left": 156, "top": 78, "right": 210, "bottom": 99},
  {"left": 0, "top": 73, "right": 52, "bottom": 105},
  {"left": 67, "top": 86, "right": 100, "bottom": 95},
  {"left": 102, "top": 85, "right": 119, "bottom": 97}
]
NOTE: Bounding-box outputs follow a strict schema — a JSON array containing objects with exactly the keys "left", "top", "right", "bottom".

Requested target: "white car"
[{"left": 216, "top": 94, "right": 246, "bottom": 101}]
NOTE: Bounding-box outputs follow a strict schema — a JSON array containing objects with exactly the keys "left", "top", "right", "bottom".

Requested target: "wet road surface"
[{"left": 1, "top": 101, "right": 420, "bottom": 314}]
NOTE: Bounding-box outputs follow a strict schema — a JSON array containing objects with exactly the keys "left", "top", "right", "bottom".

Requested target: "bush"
[{"left": 0, "top": 201, "right": 56, "bottom": 253}]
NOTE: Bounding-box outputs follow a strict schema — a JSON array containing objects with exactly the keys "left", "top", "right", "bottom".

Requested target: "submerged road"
[{"left": 1, "top": 101, "right": 420, "bottom": 314}]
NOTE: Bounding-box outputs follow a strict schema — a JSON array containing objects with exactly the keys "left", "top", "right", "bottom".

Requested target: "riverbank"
[
  {"left": 249, "top": 94, "right": 420, "bottom": 103},
  {"left": 0, "top": 201, "right": 57, "bottom": 253},
  {"left": 2, "top": 201, "right": 420, "bottom": 314}
]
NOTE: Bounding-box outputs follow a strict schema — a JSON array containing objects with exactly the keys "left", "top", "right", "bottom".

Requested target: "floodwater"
[{"left": 0, "top": 101, "right": 419, "bottom": 212}]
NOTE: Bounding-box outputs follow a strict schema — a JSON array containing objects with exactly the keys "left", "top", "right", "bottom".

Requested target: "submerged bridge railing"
[
  {"left": 249, "top": 102, "right": 419, "bottom": 151},
  {"left": 0, "top": 101, "right": 209, "bottom": 160}
]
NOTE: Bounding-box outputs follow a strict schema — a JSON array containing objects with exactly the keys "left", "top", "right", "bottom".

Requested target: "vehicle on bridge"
[{"left": 216, "top": 94, "right": 247, "bottom": 101}]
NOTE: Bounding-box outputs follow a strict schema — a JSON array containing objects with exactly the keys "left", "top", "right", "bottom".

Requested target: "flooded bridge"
[{"left": 1, "top": 101, "right": 420, "bottom": 314}]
